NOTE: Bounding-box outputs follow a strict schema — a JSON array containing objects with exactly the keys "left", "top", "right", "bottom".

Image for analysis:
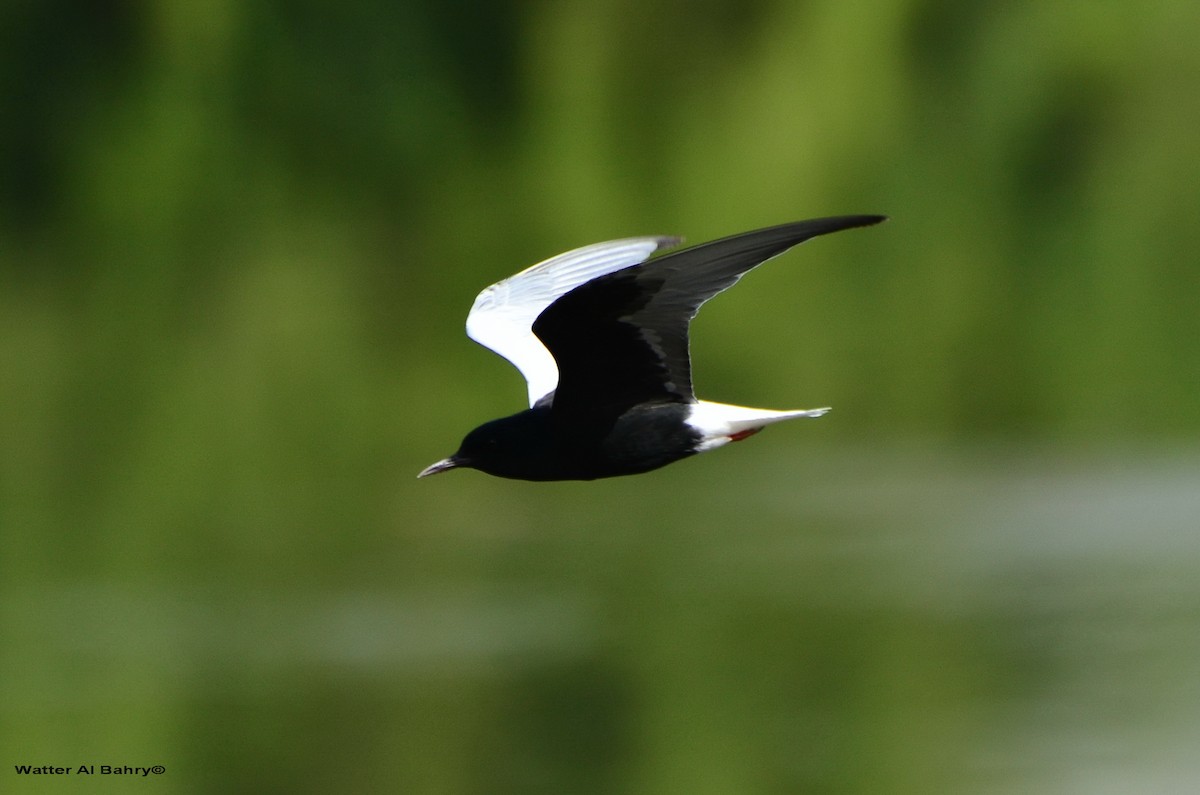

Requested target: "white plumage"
[{"left": 465, "top": 236, "right": 679, "bottom": 406}]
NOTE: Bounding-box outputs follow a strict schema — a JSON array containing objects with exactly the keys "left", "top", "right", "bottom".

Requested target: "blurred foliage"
[{"left": 3, "top": 1, "right": 1199, "bottom": 793}]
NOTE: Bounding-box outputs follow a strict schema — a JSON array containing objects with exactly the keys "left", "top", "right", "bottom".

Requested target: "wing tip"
[
  {"left": 813, "top": 214, "right": 889, "bottom": 232},
  {"left": 761, "top": 214, "right": 888, "bottom": 244}
]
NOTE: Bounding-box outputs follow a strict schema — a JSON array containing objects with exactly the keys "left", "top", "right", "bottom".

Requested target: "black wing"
[{"left": 532, "top": 215, "right": 886, "bottom": 418}]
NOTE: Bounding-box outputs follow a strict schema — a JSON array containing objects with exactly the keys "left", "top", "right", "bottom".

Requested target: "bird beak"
[{"left": 417, "top": 457, "right": 461, "bottom": 478}]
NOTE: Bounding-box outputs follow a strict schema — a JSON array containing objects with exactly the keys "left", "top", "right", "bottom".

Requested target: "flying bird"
[{"left": 418, "top": 215, "right": 885, "bottom": 481}]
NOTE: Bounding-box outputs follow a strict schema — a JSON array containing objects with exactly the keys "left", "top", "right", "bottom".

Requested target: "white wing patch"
[{"left": 466, "top": 236, "right": 680, "bottom": 407}]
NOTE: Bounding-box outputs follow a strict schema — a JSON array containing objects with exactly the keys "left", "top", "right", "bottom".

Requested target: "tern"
[{"left": 419, "top": 215, "right": 885, "bottom": 481}]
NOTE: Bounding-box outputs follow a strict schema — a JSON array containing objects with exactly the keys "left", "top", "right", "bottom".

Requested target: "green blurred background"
[{"left": 3, "top": 1, "right": 1199, "bottom": 792}]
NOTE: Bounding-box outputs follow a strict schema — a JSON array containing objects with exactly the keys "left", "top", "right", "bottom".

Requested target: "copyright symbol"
[{"left": 151, "top": 766, "right": 166, "bottom": 775}]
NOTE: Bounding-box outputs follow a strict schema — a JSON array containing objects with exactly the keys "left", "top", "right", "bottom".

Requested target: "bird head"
[
  {"left": 416, "top": 424, "right": 492, "bottom": 479},
  {"left": 418, "top": 410, "right": 554, "bottom": 480}
]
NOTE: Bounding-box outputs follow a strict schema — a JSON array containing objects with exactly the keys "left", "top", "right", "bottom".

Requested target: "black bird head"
[{"left": 418, "top": 408, "right": 557, "bottom": 481}]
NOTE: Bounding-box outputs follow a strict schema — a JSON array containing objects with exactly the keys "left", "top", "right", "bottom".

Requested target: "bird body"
[{"left": 419, "top": 216, "right": 885, "bottom": 481}]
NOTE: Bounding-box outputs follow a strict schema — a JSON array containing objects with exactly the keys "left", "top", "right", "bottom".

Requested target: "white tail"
[{"left": 685, "top": 400, "right": 830, "bottom": 451}]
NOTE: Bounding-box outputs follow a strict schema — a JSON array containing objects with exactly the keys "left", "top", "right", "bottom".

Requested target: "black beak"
[{"left": 417, "top": 456, "right": 461, "bottom": 478}]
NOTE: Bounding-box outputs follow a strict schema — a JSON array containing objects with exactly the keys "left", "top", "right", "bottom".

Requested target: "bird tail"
[{"left": 686, "top": 400, "right": 829, "bottom": 449}]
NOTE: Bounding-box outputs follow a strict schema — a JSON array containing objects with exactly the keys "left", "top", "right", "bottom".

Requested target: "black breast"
[{"left": 586, "top": 402, "right": 700, "bottom": 478}]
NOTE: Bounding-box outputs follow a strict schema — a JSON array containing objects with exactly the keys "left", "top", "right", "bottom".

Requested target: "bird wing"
[
  {"left": 466, "top": 236, "right": 682, "bottom": 407},
  {"left": 533, "top": 216, "right": 887, "bottom": 417}
]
